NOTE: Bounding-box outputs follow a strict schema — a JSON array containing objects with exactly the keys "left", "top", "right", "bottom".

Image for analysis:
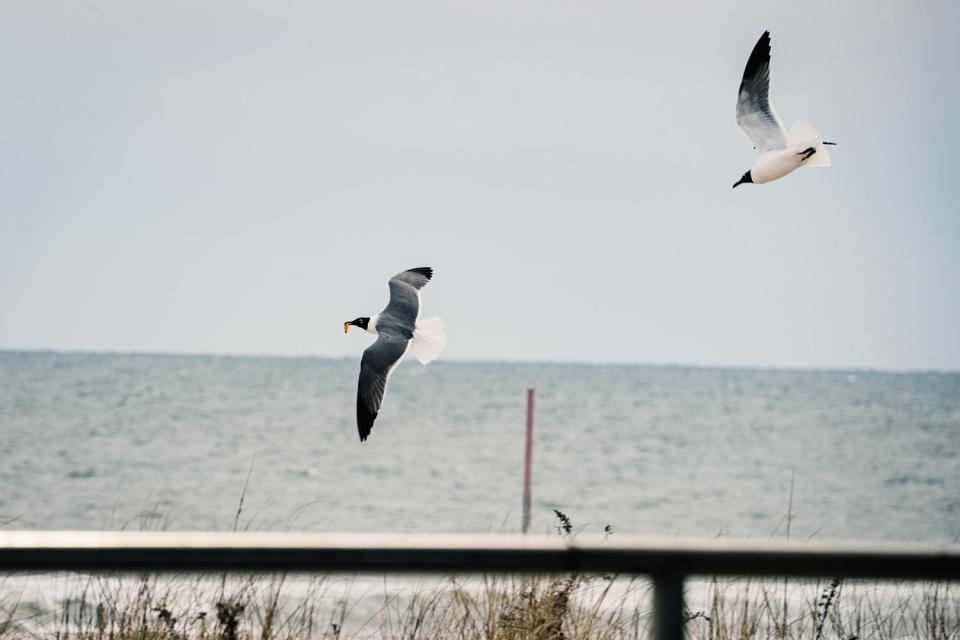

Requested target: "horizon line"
[{"left": 1, "top": 346, "right": 957, "bottom": 376}]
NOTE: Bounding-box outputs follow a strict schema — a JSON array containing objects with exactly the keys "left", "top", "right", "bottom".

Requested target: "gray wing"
[
  {"left": 736, "top": 31, "right": 787, "bottom": 155},
  {"left": 356, "top": 336, "right": 409, "bottom": 441},
  {"left": 380, "top": 267, "right": 433, "bottom": 334},
  {"left": 391, "top": 266, "right": 433, "bottom": 290}
]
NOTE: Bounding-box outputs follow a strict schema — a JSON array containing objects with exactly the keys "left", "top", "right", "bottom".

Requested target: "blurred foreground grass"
[
  {"left": 2, "top": 512, "right": 957, "bottom": 639},
  {"left": 1, "top": 570, "right": 957, "bottom": 639}
]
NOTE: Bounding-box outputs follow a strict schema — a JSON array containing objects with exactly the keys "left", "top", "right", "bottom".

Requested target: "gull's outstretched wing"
[
  {"left": 380, "top": 267, "right": 433, "bottom": 334},
  {"left": 390, "top": 266, "right": 433, "bottom": 291},
  {"left": 736, "top": 31, "right": 787, "bottom": 155},
  {"left": 356, "top": 336, "right": 409, "bottom": 441}
]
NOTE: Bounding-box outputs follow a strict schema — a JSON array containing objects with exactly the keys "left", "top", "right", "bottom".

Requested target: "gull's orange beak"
[{"left": 343, "top": 322, "right": 350, "bottom": 334}]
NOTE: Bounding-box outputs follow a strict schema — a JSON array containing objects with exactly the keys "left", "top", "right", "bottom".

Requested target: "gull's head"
[
  {"left": 344, "top": 317, "right": 370, "bottom": 333},
  {"left": 732, "top": 170, "right": 754, "bottom": 189}
]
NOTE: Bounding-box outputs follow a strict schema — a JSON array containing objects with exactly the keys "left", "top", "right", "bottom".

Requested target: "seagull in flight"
[
  {"left": 733, "top": 31, "right": 836, "bottom": 188},
  {"left": 344, "top": 267, "right": 446, "bottom": 442}
]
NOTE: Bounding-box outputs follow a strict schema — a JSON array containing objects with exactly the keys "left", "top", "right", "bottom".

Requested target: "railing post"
[{"left": 652, "top": 573, "right": 685, "bottom": 640}]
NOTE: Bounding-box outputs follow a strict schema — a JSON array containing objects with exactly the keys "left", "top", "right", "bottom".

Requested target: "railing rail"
[{"left": 2, "top": 531, "right": 958, "bottom": 640}]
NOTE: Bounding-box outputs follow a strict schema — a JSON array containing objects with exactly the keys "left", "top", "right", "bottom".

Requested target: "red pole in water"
[{"left": 522, "top": 387, "right": 534, "bottom": 534}]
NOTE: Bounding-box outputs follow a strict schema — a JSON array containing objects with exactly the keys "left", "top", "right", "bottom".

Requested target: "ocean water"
[{"left": 1, "top": 350, "right": 958, "bottom": 542}]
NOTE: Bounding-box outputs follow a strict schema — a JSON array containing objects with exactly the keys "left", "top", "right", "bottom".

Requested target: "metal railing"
[{"left": 2, "top": 531, "right": 958, "bottom": 639}]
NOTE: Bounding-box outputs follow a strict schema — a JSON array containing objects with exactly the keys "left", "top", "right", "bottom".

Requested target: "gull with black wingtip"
[
  {"left": 344, "top": 267, "right": 446, "bottom": 442},
  {"left": 733, "top": 31, "right": 837, "bottom": 188}
]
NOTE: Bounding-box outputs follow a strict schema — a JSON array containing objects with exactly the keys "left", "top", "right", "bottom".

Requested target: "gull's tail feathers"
[
  {"left": 789, "top": 120, "right": 831, "bottom": 167},
  {"left": 411, "top": 316, "right": 446, "bottom": 365}
]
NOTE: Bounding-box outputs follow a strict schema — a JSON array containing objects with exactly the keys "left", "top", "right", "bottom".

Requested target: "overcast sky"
[{"left": 1, "top": 1, "right": 958, "bottom": 370}]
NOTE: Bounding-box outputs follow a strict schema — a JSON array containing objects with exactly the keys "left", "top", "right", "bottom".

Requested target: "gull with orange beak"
[{"left": 344, "top": 267, "right": 446, "bottom": 442}]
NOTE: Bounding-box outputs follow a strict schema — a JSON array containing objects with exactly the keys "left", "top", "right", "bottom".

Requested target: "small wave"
[{"left": 884, "top": 474, "right": 944, "bottom": 487}]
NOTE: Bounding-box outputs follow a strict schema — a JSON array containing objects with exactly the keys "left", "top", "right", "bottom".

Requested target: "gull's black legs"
[{"left": 798, "top": 146, "right": 817, "bottom": 160}]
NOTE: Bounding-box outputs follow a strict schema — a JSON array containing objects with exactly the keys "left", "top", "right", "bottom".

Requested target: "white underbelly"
[{"left": 751, "top": 149, "right": 803, "bottom": 184}]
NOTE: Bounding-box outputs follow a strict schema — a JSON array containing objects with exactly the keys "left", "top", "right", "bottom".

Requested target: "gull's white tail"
[
  {"left": 789, "top": 120, "right": 831, "bottom": 168},
  {"left": 411, "top": 316, "right": 446, "bottom": 365}
]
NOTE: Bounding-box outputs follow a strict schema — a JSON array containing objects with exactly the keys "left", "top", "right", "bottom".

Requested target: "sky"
[{"left": 1, "top": 1, "right": 958, "bottom": 370}]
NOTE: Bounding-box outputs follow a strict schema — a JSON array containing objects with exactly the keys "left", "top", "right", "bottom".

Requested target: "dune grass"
[{"left": 1, "top": 512, "right": 957, "bottom": 639}]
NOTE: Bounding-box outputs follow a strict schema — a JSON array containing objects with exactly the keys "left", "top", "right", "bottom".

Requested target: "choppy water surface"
[{"left": 1, "top": 351, "right": 958, "bottom": 541}]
